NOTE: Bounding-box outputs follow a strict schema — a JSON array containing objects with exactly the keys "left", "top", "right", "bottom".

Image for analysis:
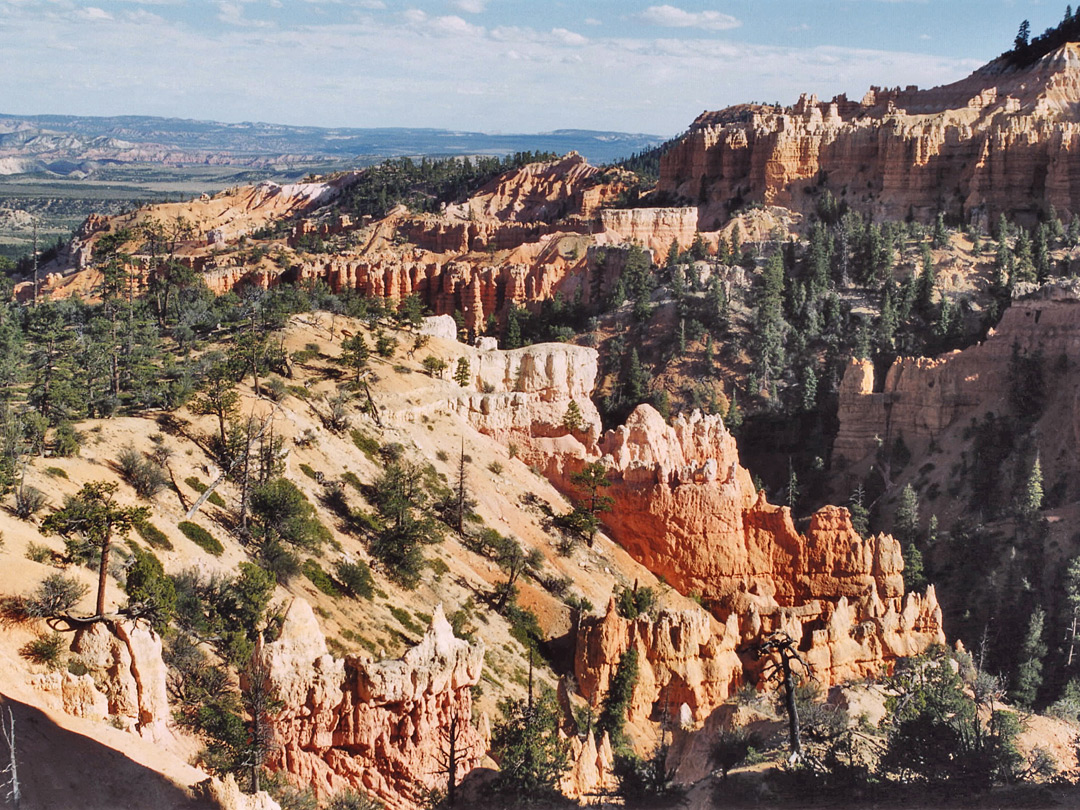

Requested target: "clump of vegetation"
[
  {"left": 302, "top": 559, "right": 342, "bottom": 598},
  {"left": 178, "top": 521, "right": 224, "bottom": 556},
  {"left": 614, "top": 584, "right": 657, "bottom": 620},
  {"left": 20, "top": 632, "right": 67, "bottom": 669}
]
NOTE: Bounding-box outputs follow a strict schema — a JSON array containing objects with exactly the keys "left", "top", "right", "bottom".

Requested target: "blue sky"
[{"left": 0, "top": 1, "right": 1069, "bottom": 136}]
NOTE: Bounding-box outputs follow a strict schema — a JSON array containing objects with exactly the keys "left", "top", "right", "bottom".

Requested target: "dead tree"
[
  {"left": 433, "top": 711, "right": 473, "bottom": 808},
  {"left": 1, "top": 705, "right": 20, "bottom": 810},
  {"left": 744, "top": 632, "right": 811, "bottom": 762}
]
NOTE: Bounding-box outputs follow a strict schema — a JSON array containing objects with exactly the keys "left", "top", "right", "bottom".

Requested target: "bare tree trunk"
[
  {"left": 95, "top": 533, "right": 111, "bottom": 617},
  {"left": 1, "top": 705, "right": 19, "bottom": 810}
]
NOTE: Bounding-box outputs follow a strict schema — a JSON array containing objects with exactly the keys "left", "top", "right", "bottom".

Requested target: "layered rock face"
[
  {"left": 574, "top": 601, "right": 744, "bottom": 725},
  {"left": 258, "top": 599, "right": 487, "bottom": 809},
  {"left": 597, "top": 207, "right": 699, "bottom": 254},
  {"left": 574, "top": 406, "right": 944, "bottom": 693},
  {"left": 660, "top": 44, "right": 1080, "bottom": 226},
  {"left": 451, "top": 342, "right": 946, "bottom": 700},
  {"left": 452, "top": 342, "right": 602, "bottom": 468},
  {"left": 834, "top": 283, "right": 1080, "bottom": 468}
]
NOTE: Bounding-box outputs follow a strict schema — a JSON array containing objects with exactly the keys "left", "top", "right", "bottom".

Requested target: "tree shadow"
[{"left": 0, "top": 692, "right": 213, "bottom": 810}]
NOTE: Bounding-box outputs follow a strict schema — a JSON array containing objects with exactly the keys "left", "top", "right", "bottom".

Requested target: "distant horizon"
[
  {"left": 1, "top": 1, "right": 1067, "bottom": 136},
  {"left": 0, "top": 113, "right": 664, "bottom": 140}
]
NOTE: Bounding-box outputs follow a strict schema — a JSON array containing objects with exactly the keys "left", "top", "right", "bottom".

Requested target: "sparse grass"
[
  {"left": 389, "top": 605, "right": 424, "bottom": 636},
  {"left": 488, "top": 461, "right": 503, "bottom": 475},
  {"left": 350, "top": 429, "right": 380, "bottom": 461},
  {"left": 25, "top": 542, "right": 54, "bottom": 564},
  {"left": 177, "top": 521, "right": 224, "bottom": 556},
  {"left": 184, "top": 476, "right": 226, "bottom": 507},
  {"left": 287, "top": 385, "right": 311, "bottom": 400},
  {"left": 341, "top": 471, "right": 363, "bottom": 491}
]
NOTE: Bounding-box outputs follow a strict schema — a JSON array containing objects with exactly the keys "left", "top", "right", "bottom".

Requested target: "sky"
[{"left": 0, "top": 1, "right": 1071, "bottom": 137}]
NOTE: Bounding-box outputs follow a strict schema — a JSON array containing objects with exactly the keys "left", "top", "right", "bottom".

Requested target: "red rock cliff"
[
  {"left": 660, "top": 44, "right": 1080, "bottom": 227},
  {"left": 258, "top": 599, "right": 487, "bottom": 809}
]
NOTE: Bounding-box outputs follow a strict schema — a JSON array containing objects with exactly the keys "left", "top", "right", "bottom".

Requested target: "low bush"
[
  {"left": 302, "top": 559, "right": 342, "bottom": 597},
  {"left": 134, "top": 518, "right": 174, "bottom": 551},
  {"left": 26, "top": 572, "right": 89, "bottom": 617},
  {"left": 117, "top": 446, "right": 169, "bottom": 499},
  {"left": 20, "top": 632, "right": 67, "bottom": 670},
  {"left": 178, "top": 521, "right": 224, "bottom": 556},
  {"left": 13, "top": 485, "right": 48, "bottom": 520},
  {"left": 335, "top": 560, "right": 375, "bottom": 600}
]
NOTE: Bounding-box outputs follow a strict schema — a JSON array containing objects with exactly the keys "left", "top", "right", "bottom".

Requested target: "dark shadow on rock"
[{"left": 0, "top": 692, "right": 213, "bottom": 810}]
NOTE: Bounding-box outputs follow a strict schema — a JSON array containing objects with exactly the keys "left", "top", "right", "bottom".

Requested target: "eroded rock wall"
[
  {"left": 258, "top": 599, "right": 487, "bottom": 810},
  {"left": 834, "top": 284, "right": 1080, "bottom": 468},
  {"left": 660, "top": 45, "right": 1080, "bottom": 227}
]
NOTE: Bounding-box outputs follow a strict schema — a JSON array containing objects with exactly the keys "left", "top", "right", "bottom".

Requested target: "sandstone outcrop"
[
  {"left": 559, "top": 730, "right": 616, "bottom": 800},
  {"left": 60, "top": 619, "right": 172, "bottom": 741},
  {"left": 834, "top": 282, "right": 1080, "bottom": 469},
  {"left": 574, "top": 601, "right": 744, "bottom": 726},
  {"left": 660, "top": 44, "right": 1080, "bottom": 227},
  {"left": 557, "top": 403, "right": 944, "bottom": 711},
  {"left": 259, "top": 598, "right": 487, "bottom": 809},
  {"left": 597, "top": 207, "right": 699, "bottom": 254},
  {"left": 452, "top": 342, "right": 602, "bottom": 467}
]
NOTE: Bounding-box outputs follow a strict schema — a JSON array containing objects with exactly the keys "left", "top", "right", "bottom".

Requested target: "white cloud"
[
  {"left": 77, "top": 7, "right": 112, "bottom": 21},
  {"left": 452, "top": 0, "right": 486, "bottom": 13},
  {"left": 639, "top": 5, "right": 741, "bottom": 32},
  {"left": 356, "top": 0, "right": 386, "bottom": 7},
  {"left": 0, "top": 1, "right": 982, "bottom": 137},
  {"left": 552, "top": 27, "right": 587, "bottom": 46},
  {"left": 584, "top": 18, "right": 602, "bottom": 26},
  {"left": 431, "top": 14, "right": 481, "bottom": 35}
]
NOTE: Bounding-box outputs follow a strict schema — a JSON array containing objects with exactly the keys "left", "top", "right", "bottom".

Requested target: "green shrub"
[
  {"left": 134, "top": 518, "right": 173, "bottom": 551},
  {"left": 615, "top": 585, "right": 657, "bottom": 620},
  {"left": 335, "top": 560, "right": 375, "bottom": 599},
  {"left": 44, "top": 466, "right": 69, "bottom": 479},
  {"left": 302, "top": 559, "right": 342, "bottom": 597},
  {"left": 14, "top": 485, "right": 48, "bottom": 520},
  {"left": 26, "top": 572, "right": 88, "bottom": 617},
  {"left": 185, "top": 476, "right": 226, "bottom": 507},
  {"left": 25, "top": 542, "right": 54, "bottom": 564},
  {"left": 124, "top": 546, "right": 177, "bottom": 632},
  {"left": 327, "top": 789, "right": 383, "bottom": 810},
  {"left": 117, "top": 446, "right": 168, "bottom": 499},
  {"left": 53, "top": 422, "right": 81, "bottom": 457},
  {"left": 178, "top": 521, "right": 224, "bottom": 556},
  {"left": 341, "top": 471, "right": 364, "bottom": 491},
  {"left": 20, "top": 632, "right": 66, "bottom": 669},
  {"left": 299, "top": 463, "right": 319, "bottom": 480},
  {"left": 250, "top": 478, "right": 330, "bottom": 551},
  {"left": 350, "top": 429, "right": 380, "bottom": 461}
]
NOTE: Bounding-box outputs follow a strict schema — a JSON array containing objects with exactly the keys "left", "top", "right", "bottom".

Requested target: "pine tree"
[
  {"left": 895, "top": 484, "right": 920, "bottom": 546},
  {"left": 725, "top": 390, "right": 743, "bottom": 433},
  {"left": 562, "top": 400, "right": 584, "bottom": 433},
  {"left": 849, "top": 485, "right": 870, "bottom": 536},
  {"left": 339, "top": 333, "right": 369, "bottom": 386},
  {"left": 624, "top": 349, "right": 650, "bottom": 405},
  {"left": 454, "top": 357, "right": 470, "bottom": 387},
  {"left": 1013, "top": 607, "right": 1047, "bottom": 707},
  {"left": 1019, "top": 454, "right": 1044, "bottom": 521},
  {"left": 932, "top": 213, "right": 948, "bottom": 249},
  {"left": 917, "top": 242, "right": 936, "bottom": 315}
]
